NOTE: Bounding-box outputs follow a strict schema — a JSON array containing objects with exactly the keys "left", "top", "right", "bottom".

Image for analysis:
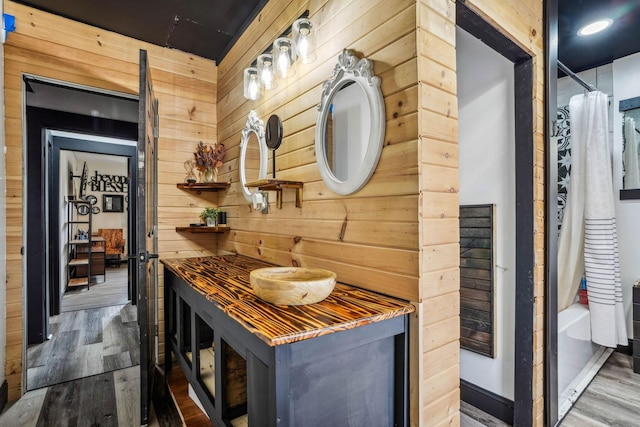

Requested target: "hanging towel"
[
  {"left": 574, "top": 91, "right": 627, "bottom": 347},
  {"left": 623, "top": 116, "right": 640, "bottom": 188}
]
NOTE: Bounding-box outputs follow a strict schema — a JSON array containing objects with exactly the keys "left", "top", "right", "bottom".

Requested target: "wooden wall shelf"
[
  {"left": 176, "top": 182, "right": 230, "bottom": 194},
  {"left": 175, "top": 226, "right": 229, "bottom": 233},
  {"left": 245, "top": 179, "right": 303, "bottom": 208}
]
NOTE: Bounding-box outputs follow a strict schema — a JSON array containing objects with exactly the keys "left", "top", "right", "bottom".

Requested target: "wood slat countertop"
[{"left": 161, "top": 255, "right": 415, "bottom": 347}]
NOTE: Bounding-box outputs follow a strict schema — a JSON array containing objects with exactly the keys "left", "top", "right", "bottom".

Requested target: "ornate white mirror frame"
[
  {"left": 239, "top": 110, "right": 268, "bottom": 202},
  {"left": 315, "top": 49, "right": 385, "bottom": 195}
]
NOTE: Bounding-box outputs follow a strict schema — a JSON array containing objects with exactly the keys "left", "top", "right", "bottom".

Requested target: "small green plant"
[{"left": 200, "top": 207, "right": 220, "bottom": 222}]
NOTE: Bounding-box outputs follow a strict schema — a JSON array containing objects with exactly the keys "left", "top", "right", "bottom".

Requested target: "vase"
[
  {"left": 202, "top": 167, "right": 217, "bottom": 183},
  {"left": 184, "top": 160, "right": 197, "bottom": 184},
  {"left": 206, "top": 217, "right": 217, "bottom": 227}
]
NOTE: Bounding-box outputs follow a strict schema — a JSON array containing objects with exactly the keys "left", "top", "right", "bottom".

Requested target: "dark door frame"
[
  {"left": 25, "top": 104, "right": 137, "bottom": 347},
  {"left": 49, "top": 135, "right": 137, "bottom": 312},
  {"left": 457, "top": 2, "right": 536, "bottom": 425}
]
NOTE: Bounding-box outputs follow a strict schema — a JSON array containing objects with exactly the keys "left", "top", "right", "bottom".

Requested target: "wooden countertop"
[{"left": 161, "top": 255, "right": 415, "bottom": 347}]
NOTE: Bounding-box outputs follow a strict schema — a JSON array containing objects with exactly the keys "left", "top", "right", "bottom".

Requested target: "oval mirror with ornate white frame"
[
  {"left": 315, "top": 49, "right": 385, "bottom": 195},
  {"left": 239, "top": 110, "right": 268, "bottom": 202}
]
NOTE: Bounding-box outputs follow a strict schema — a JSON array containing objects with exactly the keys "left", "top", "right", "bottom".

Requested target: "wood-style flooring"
[
  {"left": 560, "top": 352, "right": 640, "bottom": 426},
  {"left": 461, "top": 401, "right": 510, "bottom": 427},
  {"left": 0, "top": 366, "right": 150, "bottom": 427},
  {"left": 27, "top": 303, "right": 139, "bottom": 390},
  {"left": 62, "top": 265, "right": 129, "bottom": 312}
]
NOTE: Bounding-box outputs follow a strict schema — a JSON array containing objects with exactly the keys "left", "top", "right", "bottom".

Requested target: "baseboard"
[
  {"left": 0, "top": 380, "right": 8, "bottom": 414},
  {"left": 460, "top": 379, "right": 514, "bottom": 425}
]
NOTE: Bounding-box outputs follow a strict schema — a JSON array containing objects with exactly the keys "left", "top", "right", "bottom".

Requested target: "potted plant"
[{"left": 201, "top": 207, "right": 220, "bottom": 227}]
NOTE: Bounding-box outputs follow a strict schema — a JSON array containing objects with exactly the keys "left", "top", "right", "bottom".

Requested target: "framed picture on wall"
[{"left": 103, "top": 194, "right": 124, "bottom": 212}]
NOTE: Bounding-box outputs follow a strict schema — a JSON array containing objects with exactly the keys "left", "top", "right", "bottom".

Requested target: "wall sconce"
[
  {"left": 243, "top": 67, "right": 262, "bottom": 101},
  {"left": 242, "top": 11, "right": 316, "bottom": 101},
  {"left": 273, "top": 37, "right": 296, "bottom": 80},
  {"left": 292, "top": 18, "right": 316, "bottom": 64},
  {"left": 257, "top": 53, "right": 277, "bottom": 90}
]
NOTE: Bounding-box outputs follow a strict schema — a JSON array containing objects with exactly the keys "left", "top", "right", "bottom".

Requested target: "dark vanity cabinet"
[{"left": 162, "top": 255, "right": 414, "bottom": 427}]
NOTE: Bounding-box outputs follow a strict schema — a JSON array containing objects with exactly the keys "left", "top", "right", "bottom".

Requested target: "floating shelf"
[
  {"left": 176, "top": 182, "right": 230, "bottom": 194},
  {"left": 175, "top": 226, "right": 230, "bottom": 233},
  {"left": 245, "top": 179, "right": 303, "bottom": 209}
]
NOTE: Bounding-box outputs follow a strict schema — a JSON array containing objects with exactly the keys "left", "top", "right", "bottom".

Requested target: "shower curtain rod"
[{"left": 558, "top": 60, "right": 597, "bottom": 92}]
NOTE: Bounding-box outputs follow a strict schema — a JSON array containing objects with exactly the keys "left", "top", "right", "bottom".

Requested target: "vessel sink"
[{"left": 250, "top": 267, "right": 337, "bottom": 305}]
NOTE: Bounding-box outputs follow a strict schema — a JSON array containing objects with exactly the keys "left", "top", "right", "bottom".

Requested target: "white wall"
[
  {"left": 457, "top": 28, "right": 516, "bottom": 399},
  {"left": 613, "top": 52, "right": 640, "bottom": 339},
  {"left": 81, "top": 155, "right": 128, "bottom": 238}
]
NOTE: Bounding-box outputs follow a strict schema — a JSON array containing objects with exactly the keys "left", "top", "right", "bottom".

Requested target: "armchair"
[{"left": 97, "top": 228, "right": 126, "bottom": 268}]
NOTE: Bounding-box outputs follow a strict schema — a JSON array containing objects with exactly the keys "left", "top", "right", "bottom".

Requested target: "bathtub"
[{"left": 557, "top": 302, "right": 611, "bottom": 421}]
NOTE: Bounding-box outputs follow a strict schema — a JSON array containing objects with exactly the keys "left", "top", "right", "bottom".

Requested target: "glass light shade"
[
  {"left": 292, "top": 18, "right": 316, "bottom": 64},
  {"left": 257, "top": 54, "right": 277, "bottom": 90},
  {"left": 243, "top": 67, "right": 262, "bottom": 101},
  {"left": 273, "top": 37, "right": 296, "bottom": 79}
]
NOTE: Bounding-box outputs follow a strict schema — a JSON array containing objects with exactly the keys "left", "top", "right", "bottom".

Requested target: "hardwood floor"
[
  {"left": 460, "top": 352, "right": 640, "bottom": 427},
  {"left": 560, "top": 352, "right": 640, "bottom": 426},
  {"left": 62, "top": 265, "right": 129, "bottom": 312},
  {"left": 0, "top": 366, "right": 150, "bottom": 427},
  {"left": 460, "top": 401, "right": 510, "bottom": 427},
  {"left": 27, "top": 303, "right": 139, "bottom": 390}
]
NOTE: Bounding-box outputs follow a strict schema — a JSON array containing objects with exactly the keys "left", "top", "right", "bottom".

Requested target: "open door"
[{"left": 138, "top": 49, "right": 159, "bottom": 425}]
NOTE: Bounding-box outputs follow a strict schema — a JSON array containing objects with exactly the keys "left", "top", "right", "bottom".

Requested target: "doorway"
[
  {"left": 23, "top": 78, "right": 140, "bottom": 393},
  {"left": 456, "top": 3, "right": 535, "bottom": 425}
]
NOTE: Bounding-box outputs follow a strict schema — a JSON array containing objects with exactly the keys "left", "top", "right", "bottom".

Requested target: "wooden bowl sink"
[{"left": 250, "top": 267, "right": 337, "bottom": 305}]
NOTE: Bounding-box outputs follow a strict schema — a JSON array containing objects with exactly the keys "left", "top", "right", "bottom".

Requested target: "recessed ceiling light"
[{"left": 577, "top": 19, "right": 613, "bottom": 36}]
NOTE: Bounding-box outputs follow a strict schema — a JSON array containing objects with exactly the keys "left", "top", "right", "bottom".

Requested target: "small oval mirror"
[
  {"left": 315, "top": 49, "right": 385, "bottom": 195},
  {"left": 266, "top": 115, "right": 283, "bottom": 150},
  {"left": 239, "top": 110, "right": 268, "bottom": 202}
]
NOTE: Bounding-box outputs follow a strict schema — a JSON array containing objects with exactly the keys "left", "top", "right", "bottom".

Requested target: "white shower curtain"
[
  {"left": 623, "top": 116, "right": 640, "bottom": 188},
  {"left": 557, "top": 91, "right": 627, "bottom": 347}
]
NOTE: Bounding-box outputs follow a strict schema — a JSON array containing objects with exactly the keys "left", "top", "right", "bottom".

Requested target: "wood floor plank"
[
  {"left": 77, "top": 372, "right": 118, "bottom": 427},
  {"left": 84, "top": 308, "right": 105, "bottom": 345},
  {"left": 62, "top": 266, "right": 130, "bottom": 312},
  {"left": 27, "top": 302, "right": 138, "bottom": 390},
  {"left": 113, "top": 366, "right": 141, "bottom": 427},
  {"left": 0, "top": 387, "right": 47, "bottom": 427},
  {"left": 561, "top": 352, "right": 640, "bottom": 427}
]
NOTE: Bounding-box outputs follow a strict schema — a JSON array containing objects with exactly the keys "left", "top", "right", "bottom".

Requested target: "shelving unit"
[
  {"left": 67, "top": 199, "right": 92, "bottom": 290},
  {"left": 245, "top": 179, "right": 303, "bottom": 208},
  {"left": 66, "top": 198, "right": 106, "bottom": 290},
  {"left": 176, "top": 182, "right": 230, "bottom": 194},
  {"left": 175, "top": 226, "right": 229, "bottom": 233},
  {"left": 176, "top": 182, "right": 230, "bottom": 231}
]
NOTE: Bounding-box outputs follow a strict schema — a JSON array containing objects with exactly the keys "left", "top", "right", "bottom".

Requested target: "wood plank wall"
[
  {"left": 416, "top": 2, "right": 461, "bottom": 424},
  {"left": 417, "top": 0, "right": 545, "bottom": 425},
  {"left": 3, "top": 1, "right": 218, "bottom": 400},
  {"left": 216, "top": 0, "right": 420, "bottom": 301},
  {"left": 216, "top": 0, "right": 421, "bottom": 421}
]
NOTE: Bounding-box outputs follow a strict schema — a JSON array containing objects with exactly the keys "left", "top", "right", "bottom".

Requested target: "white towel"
[{"left": 623, "top": 116, "right": 640, "bottom": 188}]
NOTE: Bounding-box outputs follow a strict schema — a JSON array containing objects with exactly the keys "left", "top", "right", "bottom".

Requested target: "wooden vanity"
[{"left": 162, "top": 255, "right": 414, "bottom": 427}]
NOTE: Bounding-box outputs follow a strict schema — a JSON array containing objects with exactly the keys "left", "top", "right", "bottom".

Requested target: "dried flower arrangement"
[{"left": 194, "top": 141, "right": 226, "bottom": 172}]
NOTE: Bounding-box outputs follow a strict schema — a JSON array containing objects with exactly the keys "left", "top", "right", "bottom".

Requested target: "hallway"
[{"left": 0, "top": 265, "right": 144, "bottom": 426}]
